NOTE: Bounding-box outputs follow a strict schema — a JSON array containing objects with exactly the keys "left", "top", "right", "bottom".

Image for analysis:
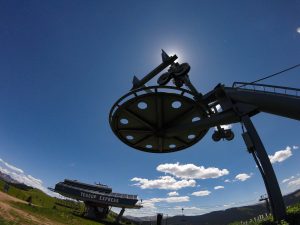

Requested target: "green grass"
[
  {"left": 0, "top": 180, "right": 55, "bottom": 208},
  {"left": 0, "top": 209, "right": 40, "bottom": 225},
  {"left": 229, "top": 202, "right": 300, "bottom": 225},
  {"left": 0, "top": 217, "right": 19, "bottom": 225},
  {"left": 10, "top": 202, "right": 106, "bottom": 225},
  {"left": 0, "top": 180, "right": 135, "bottom": 225}
]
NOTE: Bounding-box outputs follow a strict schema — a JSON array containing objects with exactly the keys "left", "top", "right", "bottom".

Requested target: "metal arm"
[
  {"left": 224, "top": 87, "right": 300, "bottom": 121},
  {"left": 131, "top": 50, "right": 178, "bottom": 90}
]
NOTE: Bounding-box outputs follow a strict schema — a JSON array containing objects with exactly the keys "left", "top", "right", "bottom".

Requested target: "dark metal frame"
[
  {"left": 109, "top": 50, "right": 300, "bottom": 222},
  {"left": 241, "top": 115, "right": 286, "bottom": 221},
  {"left": 109, "top": 86, "right": 208, "bottom": 153}
]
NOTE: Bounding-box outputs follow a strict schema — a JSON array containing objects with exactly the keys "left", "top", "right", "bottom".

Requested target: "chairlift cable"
[{"left": 240, "top": 63, "right": 300, "bottom": 87}]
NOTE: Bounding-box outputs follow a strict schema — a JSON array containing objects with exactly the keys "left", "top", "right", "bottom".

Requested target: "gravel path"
[{"left": 0, "top": 191, "right": 63, "bottom": 225}]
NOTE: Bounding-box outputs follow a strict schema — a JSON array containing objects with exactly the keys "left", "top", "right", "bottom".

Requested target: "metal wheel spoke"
[
  {"left": 173, "top": 136, "right": 189, "bottom": 145},
  {"left": 133, "top": 135, "right": 152, "bottom": 146},
  {"left": 123, "top": 108, "right": 156, "bottom": 131},
  {"left": 164, "top": 105, "right": 195, "bottom": 128},
  {"left": 156, "top": 94, "right": 163, "bottom": 130},
  {"left": 119, "top": 129, "right": 153, "bottom": 134},
  {"left": 158, "top": 137, "right": 163, "bottom": 152}
]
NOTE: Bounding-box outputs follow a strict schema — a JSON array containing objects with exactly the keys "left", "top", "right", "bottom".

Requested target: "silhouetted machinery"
[
  {"left": 54, "top": 179, "right": 142, "bottom": 222},
  {"left": 109, "top": 50, "right": 300, "bottom": 222},
  {"left": 157, "top": 213, "right": 163, "bottom": 225}
]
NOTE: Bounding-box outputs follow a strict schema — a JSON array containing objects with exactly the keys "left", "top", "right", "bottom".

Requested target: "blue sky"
[{"left": 0, "top": 0, "right": 300, "bottom": 217}]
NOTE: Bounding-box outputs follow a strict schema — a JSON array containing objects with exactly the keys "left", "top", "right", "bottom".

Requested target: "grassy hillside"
[
  {"left": 0, "top": 180, "right": 135, "bottom": 225},
  {"left": 229, "top": 202, "right": 300, "bottom": 225},
  {"left": 136, "top": 189, "right": 300, "bottom": 225},
  {"left": 0, "top": 179, "right": 55, "bottom": 208}
]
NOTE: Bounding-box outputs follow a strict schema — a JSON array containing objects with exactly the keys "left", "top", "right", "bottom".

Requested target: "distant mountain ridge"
[
  {"left": 0, "top": 171, "right": 19, "bottom": 184},
  {"left": 0, "top": 171, "right": 32, "bottom": 190},
  {"left": 128, "top": 189, "right": 300, "bottom": 225}
]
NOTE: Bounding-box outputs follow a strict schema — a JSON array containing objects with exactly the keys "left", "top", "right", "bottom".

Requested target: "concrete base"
[{"left": 84, "top": 203, "right": 109, "bottom": 220}]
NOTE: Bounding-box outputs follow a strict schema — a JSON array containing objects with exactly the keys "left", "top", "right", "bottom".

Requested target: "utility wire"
[{"left": 239, "top": 63, "right": 300, "bottom": 87}]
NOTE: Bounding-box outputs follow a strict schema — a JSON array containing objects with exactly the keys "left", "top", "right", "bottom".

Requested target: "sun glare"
[{"left": 163, "top": 48, "right": 183, "bottom": 62}]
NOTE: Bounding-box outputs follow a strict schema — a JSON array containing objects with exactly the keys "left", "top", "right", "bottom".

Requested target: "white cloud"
[
  {"left": 148, "top": 196, "right": 190, "bottom": 203},
  {"left": 142, "top": 196, "right": 190, "bottom": 209},
  {"left": 235, "top": 173, "right": 251, "bottom": 182},
  {"left": 0, "top": 160, "right": 60, "bottom": 198},
  {"left": 297, "top": 27, "right": 300, "bottom": 34},
  {"left": 282, "top": 176, "right": 295, "bottom": 183},
  {"left": 282, "top": 179, "right": 290, "bottom": 184},
  {"left": 223, "top": 202, "right": 236, "bottom": 207},
  {"left": 174, "top": 206, "right": 203, "bottom": 210},
  {"left": 168, "top": 191, "right": 179, "bottom": 196},
  {"left": 125, "top": 196, "right": 190, "bottom": 217},
  {"left": 157, "top": 162, "right": 229, "bottom": 180},
  {"left": 214, "top": 186, "right": 224, "bottom": 190},
  {"left": 224, "top": 179, "right": 231, "bottom": 183},
  {"left": 131, "top": 176, "right": 196, "bottom": 190},
  {"left": 191, "top": 190, "right": 211, "bottom": 197},
  {"left": 269, "top": 146, "right": 292, "bottom": 164},
  {"left": 293, "top": 145, "right": 299, "bottom": 150},
  {"left": 288, "top": 178, "right": 300, "bottom": 188},
  {"left": 0, "top": 158, "right": 24, "bottom": 174},
  {"left": 174, "top": 206, "right": 202, "bottom": 211}
]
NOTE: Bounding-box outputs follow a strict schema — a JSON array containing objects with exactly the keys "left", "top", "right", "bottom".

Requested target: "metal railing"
[{"left": 232, "top": 82, "right": 300, "bottom": 98}]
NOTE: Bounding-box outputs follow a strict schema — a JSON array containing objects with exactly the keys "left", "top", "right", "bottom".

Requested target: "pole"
[
  {"left": 241, "top": 115, "right": 286, "bottom": 221},
  {"left": 115, "top": 208, "right": 125, "bottom": 223},
  {"left": 259, "top": 195, "right": 271, "bottom": 214}
]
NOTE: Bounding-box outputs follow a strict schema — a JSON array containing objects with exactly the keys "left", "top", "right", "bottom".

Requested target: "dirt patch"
[
  {"left": 0, "top": 190, "right": 27, "bottom": 204},
  {"left": 0, "top": 191, "right": 63, "bottom": 225}
]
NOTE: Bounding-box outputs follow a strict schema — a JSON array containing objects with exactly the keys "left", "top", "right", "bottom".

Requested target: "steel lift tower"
[{"left": 109, "top": 50, "right": 300, "bottom": 222}]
